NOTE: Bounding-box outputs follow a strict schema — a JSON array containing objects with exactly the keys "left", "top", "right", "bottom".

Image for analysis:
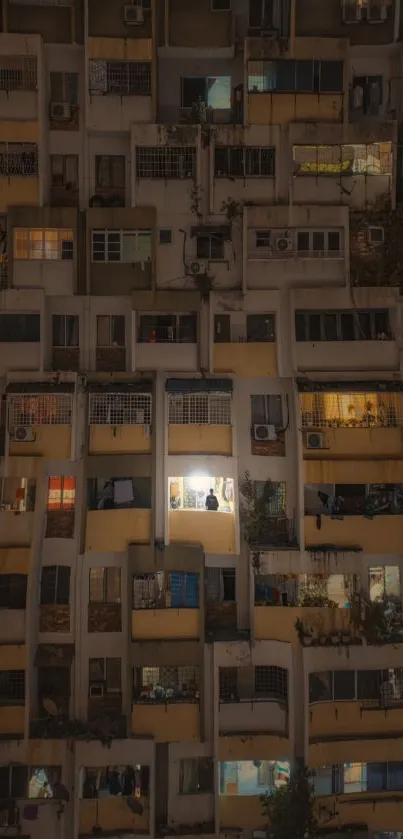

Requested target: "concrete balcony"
[
  {"left": 254, "top": 605, "right": 352, "bottom": 644},
  {"left": 305, "top": 514, "right": 403, "bottom": 553},
  {"left": 132, "top": 608, "right": 201, "bottom": 640},
  {"left": 89, "top": 424, "right": 151, "bottom": 455},
  {"left": 0, "top": 704, "right": 25, "bottom": 737},
  {"left": 314, "top": 793, "right": 403, "bottom": 833},
  {"left": 168, "top": 510, "right": 236, "bottom": 555},
  {"left": 168, "top": 425, "right": 232, "bottom": 456},
  {"left": 219, "top": 795, "right": 266, "bottom": 830},
  {"left": 310, "top": 699, "right": 403, "bottom": 747},
  {"left": 88, "top": 95, "right": 153, "bottom": 132},
  {"left": 131, "top": 701, "right": 200, "bottom": 742},
  {"left": 85, "top": 508, "right": 152, "bottom": 552},
  {"left": 218, "top": 733, "right": 291, "bottom": 762},
  {"left": 213, "top": 343, "right": 277, "bottom": 377},
  {"left": 0, "top": 512, "right": 34, "bottom": 547},
  {"left": 295, "top": 340, "right": 399, "bottom": 374},
  {"left": 9, "top": 426, "right": 72, "bottom": 460},
  {"left": 79, "top": 797, "right": 150, "bottom": 835},
  {"left": 13, "top": 259, "right": 75, "bottom": 296},
  {"left": 135, "top": 341, "right": 198, "bottom": 372},
  {"left": 0, "top": 608, "right": 25, "bottom": 643},
  {"left": 219, "top": 698, "right": 287, "bottom": 736},
  {"left": 248, "top": 92, "right": 343, "bottom": 126}
]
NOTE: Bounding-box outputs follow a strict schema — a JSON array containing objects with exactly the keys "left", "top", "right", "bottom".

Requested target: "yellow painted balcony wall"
[
  {"left": 0, "top": 512, "right": 34, "bottom": 548},
  {"left": 131, "top": 702, "right": 200, "bottom": 742},
  {"left": 27, "top": 739, "right": 67, "bottom": 765},
  {"left": 310, "top": 701, "right": 403, "bottom": 741},
  {"left": 304, "top": 427, "right": 403, "bottom": 460},
  {"left": 309, "top": 735, "right": 403, "bottom": 767},
  {"left": 305, "top": 515, "right": 403, "bottom": 553},
  {"left": 0, "top": 644, "right": 26, "bottom": 669},
  {"left": 169, "top": 510, "right": 236, "bottom": 555},
  {"left": 213, "top": 344, "right": 277, "bottom": 377},
  {"left": 0, "top": 706, "right": 25, "bottom": 735},
  {"left": 306, "top": 458, "right": 403, "bottom": 485},
  {"left": 254, "top": 606, "right": 351, "bottom": 643},
  {"left": 79, "top": 797, "right": 149, "bottom": 834},
  {"left": 219, "top": 734, "right": 291, "bottom": 761},
  {"left": 9, "top": 426, "right": 71, "bottom": 460},
  {"left": 168, "top": 425, "right": 232, "bottom": 455},
  {"left": 87, "top": 36, "right": 152, "bottom": 61},
  {"left": 248, "top": 93, "right": 343, "bottom": 125},
  {"left": 89, "top": 425, "right": 151, "bottom": 455},
  {"left": 314, "top": 794, "right": 403, "bottom": 832},
  {"left": 0, "top": 547, "right": 30, "bottom": 572},
  {"left": 131, "top": 609, "right": 200, "bottom": 640},
  {"left": 219, "top": 795, "right": 266, "bottom": 830},
  {"left": 85, "top": 508, "right": 151, "bottom": 552}
]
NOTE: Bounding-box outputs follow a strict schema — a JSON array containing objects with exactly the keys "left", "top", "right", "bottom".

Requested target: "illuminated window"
[
  {"left": 13, "top": 229, "right": 73, "bottom": 260},
  {"left": 293, "top": 142, "right": 392, "bottom": 176},
  {"left": 91, "top": 229, "right": 151, "bottom": 263},
  {"left": 47, "top": 477, "right": 75, "bottom": 510},
  {"left": 300, "top": 391, "right": 403, "bottom": 428}
]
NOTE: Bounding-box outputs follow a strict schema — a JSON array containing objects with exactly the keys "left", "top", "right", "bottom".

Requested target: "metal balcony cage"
[
  {"left": 88, "top": 392, "right": 152, "bottom": 425},
  {"left": 8, "top": 394, "right": 73, "bottom": 427},
  {"left": 300, "top": 391, "right": 403, "bottom": 428},
  {"left": 168, "top": 392, "right": 231, "bottom": 424}
]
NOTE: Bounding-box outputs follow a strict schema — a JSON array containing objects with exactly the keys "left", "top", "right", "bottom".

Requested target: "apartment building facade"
[{"left": 0, "top": 0, "right": 402, "bottom": 838}]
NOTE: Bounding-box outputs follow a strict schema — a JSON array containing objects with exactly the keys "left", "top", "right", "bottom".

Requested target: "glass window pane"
[{"left": 333, "top": 670, "right": 355, "bottom": 700}]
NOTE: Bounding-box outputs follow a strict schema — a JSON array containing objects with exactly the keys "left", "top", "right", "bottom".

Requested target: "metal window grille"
[
  {"left": 0, "top": 669, "right": 25, "bottom": 702},
  {"left": 168, "top": 393, "right": 231, "bottom": 425},
  {"left": 134, "top": 665, "right": 200, "bottom": 699},
  {"left": 8, "top": 393, "right": 73, "bottom": 428},
  {"left": 88, "top": 392, "right": 152, "bottom": 425},
  {"left": 255, "top": 480, "right": 286, "bottom": 517},
  {"left": 132, "top": 572, "right": 198, "bottom": 609},
  {"left": 0, "top": 56, "right": 37, "bottom": 91},
  {"left": 214, "top": 146, "right": 275, "bottom": 177},
  {"left": 14, "top": 229, "right": 74, "bottom": 260},
  {"left": 300, "top": 392, "right": 403, "bottom": 428},
  {"left": 255, "top": 665, "right": 288, "bottom": 701},
  {"left": 219, "top": 667, "right": 238, "bottom": 701},
  {"left": 136, "top": 146, "right": 196, "bottom": 179},
  {"left": 89, "top": 61, "right": 151, "bottom": 96},
  {"left": 133, "top": 573, "right": 164, "bottom": 609},
  {"left": 0, "top": 144, "right": 38, "bottom": 177}
]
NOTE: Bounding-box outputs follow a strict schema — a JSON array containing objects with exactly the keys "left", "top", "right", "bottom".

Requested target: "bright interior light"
[{"left": 188, "top": 474, "right": 209, "bottom": 492}]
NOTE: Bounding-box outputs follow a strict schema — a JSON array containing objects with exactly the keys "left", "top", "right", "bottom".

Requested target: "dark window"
[
  {"left": 40, "top": 566, "right": 70, "bottom": 606},
  {"left": 214, "top": 146, "right": 275, "bottom": 177},
  {"left": 212, "top": 0, "right": 231, "bottom": 8},
  {"left": 181, "top": 76, "right": 206, "bottom": 107},
  {"left": 333, "top": 670, "right": 355, "bottom": 700},
  {"left": 247, "top": 313, "right": 275, "bottom": 342},
  {"left": 357, "top": 669, "right": 382, "bottom": 700},
  {"left": 374, "top": 310, "right": 390, "bottom": 337},
  {"left": 179, "top": 757, "right": 214, "bottom": 793},
  {"left": 251, "top": 394, "right": 283, "bottom": 426},
  {"left": 249, "top": 0, "right": 274, "bottom": 28},
  {"left": 214, "top": 314, "right": 230, "bottom": 342},
  {"left": 309, "top": 671, "right": 331, "bottom": 703},
  {"left": 0, "top": 669, "right": 25, "bottom": 703},
  {"left": 328, "top": 231, "right": 340, "bottom": 251},
  {"left": 297, "top": 232, "right": 310, "bottom": 252},
  {"left": 0, "top": 313, "right": 40, "bottom": 342},
  {"left": 89, "top": 657, "right": 121, "bottom": 693},
  {"left": 249, "top": 59, "right": 343, "bottom": 93},
  {"left": 38, "top": 666, "right": 70, "bottom": 699},
  {"left": 159, "top": 229, "right": 172, "bottom": 245},
  {"left": 307, "top": 313, "right": 321, "bottom": 341},
  {"left": 52, "top": 314, "right": 79, "bottom": 347},
  {"left": 95, "top": 155, "right": 125, "bottom": 190},
  {"left": 340, "top": 312, "right": 355, "bottom": 341},
  {"left": 357, "top": 311, "right": 372, "bottom": 340},
  {"left": 0, "top": 575, "right": 27, "bottom": 609},
  {"left": 312, "top": 231, "right": 325, "bottom": 251},
  {"left": 196, "top": 233, "right": 224, "bottom": 260},
  {"left": 320, "top": 61, "right": 344, "bottom": 93},
  {"left": 0, "top": 765, "right": 28, "bottom": 798},
  {"left": 295, "top": 312, "right": 306, "bottom": 341},
  {"left": 96, "top": 315, "right": 125, "bottom": 347},
  {"left": 254, "top": 665, "right": 288, "bottom": 701},
  {"left": 138, "top": 314, "right": 197, "bottom": 343},
  {"left": 222, "top": 567, "right": 236, "bottom": 600},
  {"left": 136, "top": 147, "right": 196, "bottom": 179},
  {"left": 89, "top": 567, "right": 121, "bottom": 604},
  {"left": 323, "top": 313, "right": 338, "bottom": 341},
  {"left": 352, "top": 76, "right": 383, "bottom": 115}
]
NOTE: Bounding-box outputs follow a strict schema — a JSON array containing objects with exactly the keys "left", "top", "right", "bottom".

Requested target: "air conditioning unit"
[
  {"left": 367, "top": 225, "right": 385, "bottom": 244},
  {"left": 189, "top": 261, "right": 207, "bottom": 275},
  {"left": 12, "top": 426, "right": 36, "bottom": 442},
  {"left": 124, "top": 3, "right": 144, "bottom": 24},
  {"left": 89, "top": 683, "right": 104, "bottom": 698},
  {"left": 253, "top": 423, "right": 277, "bottom": 442},
  {"left": 276, "top": 237, "right": 292, "bottom": 253},
  {"left": 305, "top": 432, "right": 326, "bottom": 450},
  {"left": 50, "top": 102, "right": 71, "bottom": 120}
]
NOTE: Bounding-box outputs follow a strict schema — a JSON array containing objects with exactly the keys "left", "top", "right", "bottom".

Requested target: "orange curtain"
[{"left": 47, "top": 476, "right": 76, "bottom": 510}]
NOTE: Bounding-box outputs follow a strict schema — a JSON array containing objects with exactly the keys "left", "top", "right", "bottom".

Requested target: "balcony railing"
[
  {"left": 248, "top": 248, "right": 344, "bottom": 261},
  {"left": 249, "top": 517, "right": 298, "bottom": 549}
]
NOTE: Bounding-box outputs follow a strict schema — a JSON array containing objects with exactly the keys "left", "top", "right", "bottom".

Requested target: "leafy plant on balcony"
[
  {"left": 299, "top": 577, "right": 338, "bottom": 608},
  {"left": 239, "top": 471, "right": 276, "bottom": 546},
  {"left": 261, "top": 763, "right": 318, "bottom": 839},
  {"left": 350, "top": 195, "right": 403, "bottom": 288},
  {"left": 349, "top": 593, "right": 396, "bottom": 644}
]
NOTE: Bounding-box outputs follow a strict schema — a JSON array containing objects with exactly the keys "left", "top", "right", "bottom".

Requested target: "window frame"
[
  {"left": 0, "top": 142, "right": 38, "bottom": 177},
  {"left": 136, "top": 146, "right": 196, "bottom": 179},
  {"left": 247, "top": 59, "right": 344, "bottom": 94},
  {"left": 214, "top": 145, "right": 276, "bottom": 178},
  {"left": 196, "top": 232, "right": 225, "bottom": 260},
  {"left": 295, "top": 309, "right": 391, "bottom": 342},
  {"left": 52, "top": 314, "right": 79, "bottom": 348},
  {"left": 13, "top": 228, "right": 74, "bottom": 261},
  {"left": 39, "top": 565, "right": 71, "bottom": 607},
  {"left": 179, "top": 757, "right": 214, "bottom": 794},
  {"left": 309, "top": 668, "right": 403, "bottom": 704},
  {"left": 251, "top": 393, "right": 284, "bottom": 427},
  {"left": 91, "top": 229, "right": 151, "bottom": 264},
  {"left": 89, "top": 60, "right": 151, "bottom": 96},
  {"left": 138, "top": 313, "right": 198, "bottom": 344},
  {"left": 96, "top": 314, "right": 126, "bottom": 348},
  {"left": 89, "top": 567, "right": 121, "bottom": 605},
  {"left": 0, "top": 313, "right": 40, "bottom": 343},
  {"left": 47, "top": 476, "right": 76, "bottom": 511},
  {"left": 89, "top": 657, "right": 121, "bottom": 694}
]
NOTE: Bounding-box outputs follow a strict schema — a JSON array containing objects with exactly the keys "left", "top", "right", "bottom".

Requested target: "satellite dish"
[
  {"left": 43, "top": 698, "right": 59, "bottom": 716},
  {"left": 126, "top": 797, "right": 143, "bottom": 815},
  {"left": 23, "top": 804, "right": 38, "bottom": 820},
  {"left": 51, "top": 783, "right": 70, "bottom": 802}
]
